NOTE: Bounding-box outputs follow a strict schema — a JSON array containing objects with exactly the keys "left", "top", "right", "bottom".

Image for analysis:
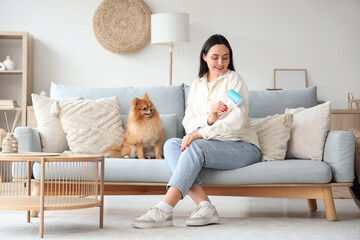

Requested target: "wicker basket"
[{"left": 93, "top": 0, "right": 152, "bottom": 54}]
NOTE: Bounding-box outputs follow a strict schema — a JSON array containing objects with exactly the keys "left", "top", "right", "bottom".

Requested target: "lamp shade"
[{"left": 151, "top": 13, "right": 190, "bottom": 46}]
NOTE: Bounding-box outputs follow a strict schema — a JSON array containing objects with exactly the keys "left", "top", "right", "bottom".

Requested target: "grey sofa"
[{"left": 15, "top": 83, "right": 355, "bottom": 221}]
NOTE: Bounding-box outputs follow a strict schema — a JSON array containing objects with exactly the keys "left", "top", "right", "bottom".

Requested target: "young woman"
[{"left": 132, "top": 34, "right": 261, "bottom": 228}]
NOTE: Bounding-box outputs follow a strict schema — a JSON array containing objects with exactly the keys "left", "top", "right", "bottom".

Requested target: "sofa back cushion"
[
  {"left": 184, "top": 85, "right": 318, "bottom": 119},
  {"left": 50, "top": 82, "right": 185, "bottom": 138},
  {"left": 248, "top": 86, "right": 318, "bottom": 118}
]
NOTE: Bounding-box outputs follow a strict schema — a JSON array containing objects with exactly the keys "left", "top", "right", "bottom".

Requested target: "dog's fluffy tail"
[{"left": 103, "top": 143, "right": 127, "bottom": 158}]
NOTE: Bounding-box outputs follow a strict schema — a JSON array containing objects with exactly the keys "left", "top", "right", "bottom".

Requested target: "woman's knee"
[{"left": 164, "top": 138, "right": 182, "bottom": 158}]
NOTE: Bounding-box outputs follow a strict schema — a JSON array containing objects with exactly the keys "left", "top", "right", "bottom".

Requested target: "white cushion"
[
  {"left": 251, "top": 113, "right": 293, "bottom": 161},
  {"left": 31, "top": 94, "right": 71, "bottom": 153},
  {"left": 54, "top": 96, "right": 125, "bottom": 155},
  {"left": 285, "top": 101, "right": 331, "bottom": 160}
]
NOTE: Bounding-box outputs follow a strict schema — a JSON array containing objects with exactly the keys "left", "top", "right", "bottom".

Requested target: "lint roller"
[{"left": 218, "top": 89, "right": 243, "bottom": 114}]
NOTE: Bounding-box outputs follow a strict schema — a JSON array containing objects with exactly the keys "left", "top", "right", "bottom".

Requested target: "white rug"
[{"left": 0, "top": 196, "right": 359, "bottom": 240}]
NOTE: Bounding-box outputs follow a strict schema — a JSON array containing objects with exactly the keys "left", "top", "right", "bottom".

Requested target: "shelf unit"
[
  {"left": 0, "top": 31, "right": 33, "bottom": 126},
  {"left": 331, "top": 109, "right": 360, "bottom": 131}
]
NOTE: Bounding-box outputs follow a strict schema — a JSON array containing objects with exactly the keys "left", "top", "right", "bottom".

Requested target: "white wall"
[{"left": 0, "top": 0, "right": 359, "bottom": 108}]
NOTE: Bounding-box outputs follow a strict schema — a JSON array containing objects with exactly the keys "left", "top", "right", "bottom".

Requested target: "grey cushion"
[
  {"left": 323, "top": 131, "right": 355, "bottom": 182},
  {"left": 13, "top": 127, "right": 42, "bottom": 179},
  {"left": 32, "top": 158, "right": 332, "bottom": 184},
  {"left": 50, "top": 82, "right": 185, "bottom": 138},
  {"left": 248, "top": 86, "right": 318, "bottom": 118},
  {"left": 14, "top": 127, "right": 41, "bottom": 152},
  {"left": 200, "top": 159, "right": 332, "bottom": 184},
  {"left": 184, "top": 84, "right": 191, "bottom": 110}
]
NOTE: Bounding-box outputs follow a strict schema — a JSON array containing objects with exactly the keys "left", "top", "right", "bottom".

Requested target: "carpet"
[{"left": 0, "top": 196, "right": 359, "bottom": 240}]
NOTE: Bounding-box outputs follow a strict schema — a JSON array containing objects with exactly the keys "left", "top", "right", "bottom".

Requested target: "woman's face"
[{"left": 203, "top": 44, "right": 230, "bottom": 78}]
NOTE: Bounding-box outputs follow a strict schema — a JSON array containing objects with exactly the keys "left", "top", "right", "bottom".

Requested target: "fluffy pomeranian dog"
[{"left": 103, "top": 93, "right": 164, "bottom": 159}]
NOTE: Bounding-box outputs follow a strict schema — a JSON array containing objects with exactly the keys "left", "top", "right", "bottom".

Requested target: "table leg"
[
  {"left": 100, "top": 157, "right": 104, "bottom": 229},
  {"left": 31, "top": 182, "right": 40, "bottom": 218},
  {"left": 27, "top": 161, "right": 31, "bottom": 223},
  {"left": 39, "top": 157, "right": 45, "bottom": 238}
]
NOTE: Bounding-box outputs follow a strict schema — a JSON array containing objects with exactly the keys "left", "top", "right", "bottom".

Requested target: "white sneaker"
[
  {"left": 186, "top": 204, "right": 220, "bottom": 226},
  {"left": 132, "top": 207, "right": 173, "bottom": 229}
]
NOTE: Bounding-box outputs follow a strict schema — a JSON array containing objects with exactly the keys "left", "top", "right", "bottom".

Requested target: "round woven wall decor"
[{"left": 93, "top": 0, "right": 151, "bottom": 54}]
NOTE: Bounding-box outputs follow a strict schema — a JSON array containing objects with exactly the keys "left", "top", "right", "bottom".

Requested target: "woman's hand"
[
  {"left": 181, "top": 132, "right": 202, "bottom": 152},
  {"left": 207, "top": 101, "right": 228, "bottom": 125}
]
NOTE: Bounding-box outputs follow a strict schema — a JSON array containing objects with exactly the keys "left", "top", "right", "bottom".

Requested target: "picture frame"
[{"left": 274, "top": 69, "right": 307, "bottom": 90}]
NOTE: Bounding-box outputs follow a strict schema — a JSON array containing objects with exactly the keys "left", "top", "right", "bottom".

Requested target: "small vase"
[
  {"left": 3, "top": 56, "right": 15, "bottom": 70},
  {"left": 2, "top": 133, "right": 18, "bottom": 153}
]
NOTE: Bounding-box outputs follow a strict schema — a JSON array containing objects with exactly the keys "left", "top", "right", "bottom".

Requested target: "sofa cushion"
[
  {"left": 251, "top": 113, "right": 293, "bottom": 161},
  {"left": 54, "top": 96, "right": 125, "bottom": 155},
  {"left": 199, "top": 159, "right": 332, "bottom": 184},
  {"left": 50, "top": 82, "right": 185, "bottom": 138},
  {"left": 184, "top": 84, "right": 191, "bottom": 110},
  {"left": 32, "top": 158, "right": 332, "bottom": 184},
  {"left": 248, "top": 86, "right": 318, "bottom": 118},
  {"left": 323, "top": 131, "right": 355, "bottom": 182},
  {"left": 14, "top": 127, "right": 42, "bottom": 153},
  {"left": 285, "top": 101, "right": 331, "bottom": 160},
  {"left": 121, "top": 113, "right": 177, "bottom": 144}
]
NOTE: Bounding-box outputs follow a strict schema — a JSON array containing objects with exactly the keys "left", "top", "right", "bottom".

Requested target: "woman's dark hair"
[{"left": 198, "top": 34, "right": 235, "bottom": 78}]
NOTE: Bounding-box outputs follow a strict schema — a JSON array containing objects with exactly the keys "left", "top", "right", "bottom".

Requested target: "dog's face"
[{"left": 130, "top": 93, "right": 157, "bottom": 119}]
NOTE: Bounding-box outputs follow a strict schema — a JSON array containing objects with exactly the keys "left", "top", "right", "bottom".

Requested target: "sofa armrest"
[
  {"left": 323, "top": 131, "right": 355, "bottom": 182},
  {"left": 14, "top": 127, "right": 42, "bottom": 152}
]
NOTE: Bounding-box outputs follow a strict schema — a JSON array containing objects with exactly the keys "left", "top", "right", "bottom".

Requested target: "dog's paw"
[{"left": 124, "top": 155, "right": 130, "bottom": 159}]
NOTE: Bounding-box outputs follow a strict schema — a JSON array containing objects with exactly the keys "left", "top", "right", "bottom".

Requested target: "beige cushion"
[
  {"left": 285, "top": 101, "right": 331, "bottom": 160},
  {"left": 251, "top": 114, "right": 293, "bottom": 161},
  {"left": 0, "top": 128, "right": 7, "bottom": 146},
  {"left": 31, "top": 94, "right": 71, "bottom": 153},
  {"left": 54, "top": 96, "right": 125, "bottom": 155}
]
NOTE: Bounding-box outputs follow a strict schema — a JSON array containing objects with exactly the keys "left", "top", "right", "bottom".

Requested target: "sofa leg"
[
  {"left": 30, "top": 181, "right": 40, "bottom": 218},
  {"left": 323, "top": 187, "right": 337, "bottom": 221},
  {"left": 307, "top": 199, "right": 317, "bottom": 212}
]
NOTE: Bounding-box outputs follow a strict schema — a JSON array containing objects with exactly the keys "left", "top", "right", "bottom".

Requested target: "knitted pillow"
[
  {"left": 285, "top": 101, "right": 331, "bottom": 160},
  {"left": 251, "top": 113, "right": 293, "bottom": 161},
  {"left": 31, "top": 94, "right": 81, "bottom": 153},
  {"left": 52, "top": 96, "right": 125, "bottom": 155}
]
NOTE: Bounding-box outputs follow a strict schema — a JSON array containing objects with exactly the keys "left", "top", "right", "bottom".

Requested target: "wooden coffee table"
[{"left": 0, "top": 152, "right": 104, "bottom": 238}]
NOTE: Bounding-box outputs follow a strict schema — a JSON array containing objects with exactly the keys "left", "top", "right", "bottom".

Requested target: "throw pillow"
[
  {"left": 285, "top": 101, "right": 331, "bottom": 160},
  {"left": 53, "top": 96, "right": 125, "bottom": 155},
  {"left": 251, "top": 113, "right": 293, "bottom": 161},
  {"left": 31, "top": 94, "right": 81, "bottom": 153}
]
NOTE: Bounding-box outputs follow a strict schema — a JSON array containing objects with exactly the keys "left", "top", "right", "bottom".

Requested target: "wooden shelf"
[
  {"left": 0, "top": 31, "right": 33, "bottom": 126},
  {"left": 0, "top": 196, "right": 101, "bottom": 211},
  {"left": 332, "top": 109, "right": 360, "bottom": 114},
  {"left": 0, "top": 32, "right": 27, "bottom": 40},
  {"left": 331, "top": 108, "right": 360, "bottom": 131},
  {"left": 0, "top": 108, "right": 21, "bottom": 111},
  {"left": 0, "top": 70, "right": 23, "bottom": 75}
]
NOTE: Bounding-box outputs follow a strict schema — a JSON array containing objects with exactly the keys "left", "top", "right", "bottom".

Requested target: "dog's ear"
[
  {"left": 131, "top": 97, "right": 139, "bottom": 108},
  {"left": 141, "top": 93, "right": 149, "bottom": 100}
]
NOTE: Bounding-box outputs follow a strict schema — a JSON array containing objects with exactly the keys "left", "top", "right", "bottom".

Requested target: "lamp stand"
[{"left": 169, "top": 46, "right": 173, "bottom": 86}]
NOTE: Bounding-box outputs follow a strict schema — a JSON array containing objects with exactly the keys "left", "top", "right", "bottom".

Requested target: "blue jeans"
[{"left": 164, "top": 138, "right": 261, "bottom": 198}]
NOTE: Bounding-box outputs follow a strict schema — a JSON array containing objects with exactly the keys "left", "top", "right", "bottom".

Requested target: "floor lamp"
[{"left": 151, "top": 13, "right": 190, "bottom": 85}]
